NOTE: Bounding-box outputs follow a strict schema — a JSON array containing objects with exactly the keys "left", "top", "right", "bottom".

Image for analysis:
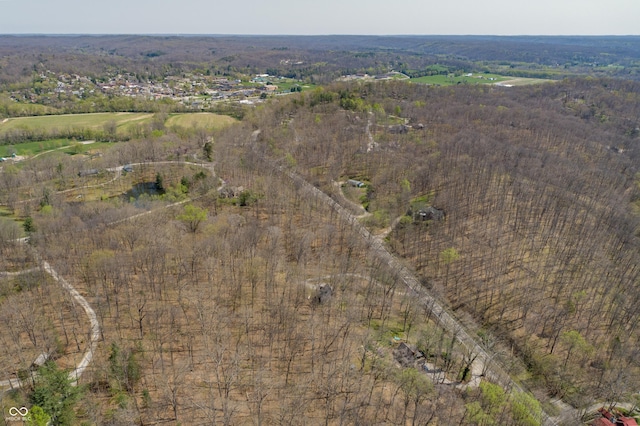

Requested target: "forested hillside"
[
  {"left": 252, "top": 77, "right": 640, "bottom": 406},
  {"left": 0, "top": 107, "right": 487, "bottom": 424},
  {"left": 1, "top": 63, "right": 639, "bottom": 423}
]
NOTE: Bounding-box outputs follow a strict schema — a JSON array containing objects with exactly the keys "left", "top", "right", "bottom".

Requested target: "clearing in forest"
[
  {"left": 0, "top": 112, "right": 153, "bottom": 136},
  {"left": 165, "top": 112, "right": 238, "bottom": 129}
]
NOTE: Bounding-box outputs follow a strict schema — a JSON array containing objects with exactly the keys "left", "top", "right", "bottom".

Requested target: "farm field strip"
[
  {"left": 165, "top": 112, "right": 238, "bottom": 129},
  {"left": 410, "top": 74, "right": 548, "bottom": 86},
  {"left": 0, "top": 112, "right": 236, "bottom": 137},
  {"left": 0, "top": 112, "right": 152, "bottom": 134}
]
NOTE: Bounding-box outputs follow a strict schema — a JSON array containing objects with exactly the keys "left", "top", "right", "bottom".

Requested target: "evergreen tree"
[{"left": 30, "top": 361, "right": 83, "bottom": 426}]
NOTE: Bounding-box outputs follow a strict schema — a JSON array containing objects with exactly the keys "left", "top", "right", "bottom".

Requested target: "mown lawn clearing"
[
  {"left": 165, "top": 112, "right": 238, "bottom": 129},
  {"left": 410, "top": 73, "right": 547, "bottom": 86},
  {"left": 0, "top": 112, "right": 154, "bottom": 136}
]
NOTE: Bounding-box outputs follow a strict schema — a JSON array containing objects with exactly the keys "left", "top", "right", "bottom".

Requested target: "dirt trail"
[
  {"left": 0, "top": 258, "right": 100, "bottom": 390},
  {"left": 332, "top": 181, "right": 369, "bottom": 217},
  {"left": 304, "top": 272, "right": 486, "bottom": 389},
  {"left": 366, "top": 111, "right": 378, "bottom": 152},
  {"left": 1, "top": 160, "right": 218, "bottom": 391},
  {"left": 42, "top": 260, "right": 100, "bottom": 384},
  {"left": 253, "top": 130, "right": 562, "bottom": 425}
]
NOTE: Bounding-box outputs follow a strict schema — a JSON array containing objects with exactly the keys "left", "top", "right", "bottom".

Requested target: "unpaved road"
[
  {"left": 0, "top": 258, "right": 100, "bottom": 390},
  {"left": 1, "top": 160, "right": 218, "bottom": 391},
  {"left": 41, "top": 260, "right": 100, "bottom": 384},
  {"left": 254, "top": 129, "right": 560, "bottom": 425},
  {"left": 0, "top": 146, "right": 589, "bottom": 423},
  {"left": 304, "top": 273, "right": 484, "bottom": 389}
]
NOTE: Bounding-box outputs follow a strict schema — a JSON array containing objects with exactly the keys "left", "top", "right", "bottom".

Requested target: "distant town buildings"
[{"left": 11, "top": 71, "right": 302, "bottom": 110}]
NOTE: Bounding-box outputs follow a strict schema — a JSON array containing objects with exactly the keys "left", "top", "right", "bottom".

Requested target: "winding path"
[
  {"left": 0, "top": 255, "right": 100, "bottom": 390},
  {"left": 15, "top": 159, "right": 215, "bottom": 203},
  {"left": 0, "top": 140, "right": 594, "bottom": 423},
  {"left": 254, "top": 129, "right": 559, "bottom": 425},
  {"left": 41, "top": 260, "right": 100, "bottom": 384},
  {"left": 304, "top": 273, "right": 481, "bottom": 388},
  {"left": 1, "top": 159, "right": 218, "bottom": 392}
]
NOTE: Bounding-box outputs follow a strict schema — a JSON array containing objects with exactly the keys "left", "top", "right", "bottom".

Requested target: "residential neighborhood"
[{"left": 9, "top": 70, "right": 307, "bottom": 110}]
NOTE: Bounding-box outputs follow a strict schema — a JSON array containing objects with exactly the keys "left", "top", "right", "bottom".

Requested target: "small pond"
[{"left": 122, "top": 182, "right": 165, "bottom": 201}]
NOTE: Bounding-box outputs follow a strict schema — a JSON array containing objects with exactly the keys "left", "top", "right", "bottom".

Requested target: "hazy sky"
[{"left": 0, "top": 0, "right": 638, "bottom": 35}]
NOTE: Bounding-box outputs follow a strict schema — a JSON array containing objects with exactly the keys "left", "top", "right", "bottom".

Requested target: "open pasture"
[
  {"left": 0, "top": 112, "right": 154, "bottom": 136},
  {"left": 165, "top": 112, "right": 238, "bottom": 129},
  {"left": 410, "top": 73, "right": 546, "bottom": 86}
]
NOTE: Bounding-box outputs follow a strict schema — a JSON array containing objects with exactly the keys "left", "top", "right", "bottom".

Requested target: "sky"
[{"left": 0, "top": 0, "right": 638, "bottom": 35}]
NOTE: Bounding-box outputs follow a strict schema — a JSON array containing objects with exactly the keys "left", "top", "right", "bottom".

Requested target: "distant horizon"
[
  {"left": 1, "top": 34, "right": 639, "bottom": 38},
  {"left": 0, "top": 0, "right": 638, "bottom": 36}
]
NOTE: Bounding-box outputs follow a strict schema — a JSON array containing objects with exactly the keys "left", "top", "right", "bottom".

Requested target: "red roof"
[
  {"left": 592, "top": 418, "right": 616, "bottom": 426},
  {"left": 593, "top": 408, "right": 639, "bottom": 426}
]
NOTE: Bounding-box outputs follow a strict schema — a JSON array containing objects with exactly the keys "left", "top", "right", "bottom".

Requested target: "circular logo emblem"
[{"left": 8, "top": 407, "right": 28, "bottom": 417}]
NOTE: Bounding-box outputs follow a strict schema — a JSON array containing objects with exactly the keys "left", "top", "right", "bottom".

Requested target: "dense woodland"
[
  {"left": 0, "top": 36, "right": 639, "bottom": 425},
  {"left": 0, "top": 116, "right": 492, "bottom": 425},
  {"left": 252, "top": 78, "right": 640, "bottom": 407}
]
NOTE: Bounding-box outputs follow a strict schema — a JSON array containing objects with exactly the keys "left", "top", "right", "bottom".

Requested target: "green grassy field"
[
  {"left": 410, "top": 73, "right": 550, "bottom": 87},
  {"left": 0, "top": 95, "right": 60, "bottom": 117},
  {"left": 389, "top": 73, "right": 410, "bottom": 80},
  {"left": 0, "top": 205, "right": 25, "bottom": 236},
  {"left": 0, "top": 139, "right": 117, "bottom": 158},
  {"left": 273, "top": 80, "right": 318, "bottom": 92},
  {"left": 0, "top": 112, "right": 154, "bottom": 136},
  {"left": 491, "top": 77, "right": 552, "bottom": 86},
  {"left": 0, "top": 111, "right": 239, "bottom": 134},
  {"left": 0, "top": 112, "right": 239, "bottom": 141},
  {"left": 165, "top": 112, "right": 237, "bottom": 129},
  {"left": 410, "top": 73, "right": 511, "bottom": 86},
  {"left": 0, "top": 139, "right": 71, "bottom": 157},
  {"left": 0, "top": 111, "right": 239, "bottom": 158}
]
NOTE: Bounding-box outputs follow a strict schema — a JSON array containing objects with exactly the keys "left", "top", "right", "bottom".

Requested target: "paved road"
[{"left": 304, "top": 273, "right": 482, "bottom": 388}]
